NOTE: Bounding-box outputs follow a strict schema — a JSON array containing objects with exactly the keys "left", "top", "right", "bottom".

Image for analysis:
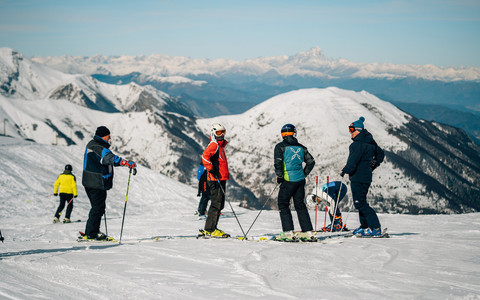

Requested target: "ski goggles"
[
  {"left": 348, "top": 126, "right": 356, "bottom": 133},
  {"left": 214, "top": 129, "right": 226, "bottom": 136},
  {"left": 281, "top": 131, "right": 295, "bottom": 137}
]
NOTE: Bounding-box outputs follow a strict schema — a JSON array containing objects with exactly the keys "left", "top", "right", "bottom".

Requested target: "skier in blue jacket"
[
  {"left": 341, "top": 117, "right": 384, "bottom": 237},
  {"left": 274, "top": 124, "right": 316, "bottom": 242}
]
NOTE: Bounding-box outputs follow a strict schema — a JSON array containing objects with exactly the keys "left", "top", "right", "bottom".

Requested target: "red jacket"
[{"left": 202, "top": 139, "right": 230, "bottom": 181}]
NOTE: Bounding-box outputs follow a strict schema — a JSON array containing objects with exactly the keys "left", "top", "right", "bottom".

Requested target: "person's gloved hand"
[
  {"left": 74, "top": 195, "right": 78, "bottom": 198},
  {"left": 340, "top": 171, "right": 345, "bottom": 178},
  {"left": 210, "top": 169, "right": 220, "bottom": 179},
  {"left": 276, "top": 177, "right": 284, "bottom": 184},
  {"left": 371, "top": 160, "right": 379, "bottom": 171},
  {"left": 54, "top": 193, "right": 58, "bottom": 196},
  {"left": 121, "top": 159, "right": 136, "bottom": 169}
]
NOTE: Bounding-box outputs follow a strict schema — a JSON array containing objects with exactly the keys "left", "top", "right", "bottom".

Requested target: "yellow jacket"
[{"left": 54, "top": 172, "right": 77, "bottom": 196}]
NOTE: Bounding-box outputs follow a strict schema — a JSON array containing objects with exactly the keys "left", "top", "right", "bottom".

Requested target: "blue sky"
[{"left": 0, "top": 0, "right": 479, "bottom": 67}]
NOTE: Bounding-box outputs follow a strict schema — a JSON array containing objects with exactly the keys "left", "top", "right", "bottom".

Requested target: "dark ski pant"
[
  {"left": 351, "top": 182, "right": 381, "bottom": 229},
  {"left": 204, "top": 180, "right": 225, "bottom": 232},
  {"left": 84, "top": 187, "right": 107, "bottom": 238},
  {"left": 54, "top": 193, "right": 74, "bottom": 219},
  {"left": 197, "top": 192, "right": 211, "bottom": 215},
  {"left": 278, "top": 180, "right": 313, "bottom": 232}
]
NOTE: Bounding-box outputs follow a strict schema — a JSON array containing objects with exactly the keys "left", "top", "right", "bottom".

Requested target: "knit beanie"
[
  {"left": 350, "top": 117, "right": 365, "bottom": 130},
  {"left": 95, "top": 126, "right": 110, "bottom": 137}
]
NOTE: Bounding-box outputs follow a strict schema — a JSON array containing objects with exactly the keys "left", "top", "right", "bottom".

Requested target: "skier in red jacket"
[{"left": 199, "top": 123, "right": 231, "bottom": 238}]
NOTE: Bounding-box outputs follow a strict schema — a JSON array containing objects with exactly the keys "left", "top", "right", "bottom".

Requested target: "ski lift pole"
[
  {"left": 119, "top": 167, "right": 136, "bottom": 243},
  {"left": 245, "top": 183, "right": 280, "bottom": 236},
  {"left": 217, "top": 179, "right": 247, "bottom": 240}
]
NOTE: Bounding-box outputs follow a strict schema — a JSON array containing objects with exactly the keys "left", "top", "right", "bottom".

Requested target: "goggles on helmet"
[
  {"left": 214, "top": 129, "right": 226, "bottom": 137},
  {"left": 281, "top": 131, "right": 295, "bottom": 137}
]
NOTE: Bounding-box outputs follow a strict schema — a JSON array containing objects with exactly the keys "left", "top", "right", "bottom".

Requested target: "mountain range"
[
  {"left": 30, "top": 47, "right": 480, "bottom": 143},
  {"left": 1, "top": 47, "right": 479, "bottom": 213}
]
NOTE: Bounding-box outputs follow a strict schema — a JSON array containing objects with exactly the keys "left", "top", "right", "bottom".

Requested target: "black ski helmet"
[
  {"left": 281, "top": 124, "right": 296, "bottom": 137},
  {"left": 65, "top": 164, "right": 73, "bottom": 171}
]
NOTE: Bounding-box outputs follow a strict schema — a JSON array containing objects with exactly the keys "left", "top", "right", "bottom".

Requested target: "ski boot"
[
  {"left": 210, "top": 229, "right": 230, "bottom": 238},
  {"left": 63, "top": 218, "right": 71, "bottom": 224},
  {"left": 53, "top": 217, "right": 60, "bottom": 224},
  {"left": 321, "top": 216, "right": 344, "bottom": 232},
  {"left": 296, "top": 231, "right": 317, "bottom": 242},
  {"left": 360, "top": 228, "right": 382, "bottom": 237},
  {"left": 353, "top": 227, "right": 367, "bottom": 236},
  {"left": 274, "top": 231, "right": 297, "bottom": 242}
]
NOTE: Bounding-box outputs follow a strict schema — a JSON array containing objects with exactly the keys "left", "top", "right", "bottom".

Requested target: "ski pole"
[
  {"left": 119, "top": 167, "right": 135, "bottom": 243},
  {"left": 217, "top": 179, "right": 247, "bottom": 240},
  {"left": 329, "top": 177, "right": 344, "bottom": 232},
  {"left": 340, "top": 186, "right": 354, "bottom": 233},
  {"left": 104, "top": 209, "right": 108, "bottom": 237},
  {"left": 245, "top": 183, "right": 280, "bottom": 236},
  {"left": 315, "top": 176, "right": 318, "bottom": 232},
  {"left": 324, "top": 176, "right": 329, "bottom": 230},
  {"left": 0, "top": 230, "right": 4, "bottom": 243}
]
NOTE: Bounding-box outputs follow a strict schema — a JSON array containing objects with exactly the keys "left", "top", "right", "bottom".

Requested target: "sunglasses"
[{"left": 215, "top": 130, "right": 226, "bottom": 136}]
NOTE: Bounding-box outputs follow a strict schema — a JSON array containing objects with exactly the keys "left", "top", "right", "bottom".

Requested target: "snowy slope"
[
  {"left": 197, "top": 88, "right": 480, "bottom": 213},
  {"left": 0, "top": 136, "right": 479, "bottom": 299},
  {"left": 31, "top": 47, "right": 480, "bottom": 82}
]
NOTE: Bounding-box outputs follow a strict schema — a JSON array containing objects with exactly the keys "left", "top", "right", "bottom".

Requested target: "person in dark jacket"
[
  {"left": 53, "top": 164, "right": 78, "bottom": 224},
  {"left": 196, "top": 163, "right": 211, "bottom": 216},
  {"left": 82, "top": 126, "right": 136, "bottom": 240},
  {"left": 274, "top": 124, "right": 316, "bottom": 242},
  {"left": 341, "top": 117, "right": 384, "bottom": 237}
]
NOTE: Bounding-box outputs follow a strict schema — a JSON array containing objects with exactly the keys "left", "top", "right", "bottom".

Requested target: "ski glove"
[
  {"left": 121, "top": 159, "right": 136, "bottom": 169},
  {"left": 276, "top": 177, "right": 284, "bottom": 184},
  {"left": 340, "top": 171, "right": 345, "bottom": 178},
  {"left": 54, "top": 193, "right": 58, "bottom": 196},
  {"left": 209, "top": 169, "right": 220, "bottom": 179}
]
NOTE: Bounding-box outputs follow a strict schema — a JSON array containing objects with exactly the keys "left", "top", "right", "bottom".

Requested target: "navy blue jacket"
[
  {"left": 82, "top": 135, "right": 122, "bottom": 190},
  {"left": 274, "top": 136, "right": 315, "bottom": 182},
  {"left": 342, "top": 129, "right": 384, "bottom": 183}
]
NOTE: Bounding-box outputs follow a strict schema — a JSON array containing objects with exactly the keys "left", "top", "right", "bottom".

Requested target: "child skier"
[{"left": 53, "top": 164, "right": 78, "bottom": 224}]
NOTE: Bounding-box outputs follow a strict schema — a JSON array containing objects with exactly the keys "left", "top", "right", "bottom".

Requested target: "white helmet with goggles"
[{"left": 210, "top": 123, "right": 226, "bottom": 139}]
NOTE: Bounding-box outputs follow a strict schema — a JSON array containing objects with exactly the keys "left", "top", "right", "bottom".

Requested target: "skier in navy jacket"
[
  {"left": 341, "top": 117, "right": 384, "bottom": 237},
  {"left": 82, "top": 126, "right": 136, "bottom": 240}
]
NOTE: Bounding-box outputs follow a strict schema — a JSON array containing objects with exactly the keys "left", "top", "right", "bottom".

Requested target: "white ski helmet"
[{"left": 210, "top": 123, "right": 226, "bottom": 138}]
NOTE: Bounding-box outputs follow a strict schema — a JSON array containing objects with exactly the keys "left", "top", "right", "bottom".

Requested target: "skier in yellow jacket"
[{"left": 53, "top": 164, "right": 78, "bottom": 223}]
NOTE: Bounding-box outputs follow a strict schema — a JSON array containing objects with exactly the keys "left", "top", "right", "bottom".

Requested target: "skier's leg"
[
  {"left": 351, "top": 182, "right": 380, "bottom": 229},
  {"left": 65, "top": 195, "right": 74, "bottom": 219},
  {"left": 214, "top": 181, "right": 226, "bottom": 229},
  {"left": 198, "top": 193, "right": 209, "bottom": 215},
  {"left": 54, "top": 195, "right": 66, "bottom": 218},
  {"left": 278, "top": 181, "right": 294, "bottom": 232},
  {"left": 205, "top": 181, "right": 222, "bottom": 232},
  {"left": 85, "top": 188, "right": 107, "bottom": 238},
  {"left": 292, "top": 180, "right": 313, "bottom": 232}
]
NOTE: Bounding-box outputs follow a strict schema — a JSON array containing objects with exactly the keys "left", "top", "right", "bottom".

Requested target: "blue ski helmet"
[{"left": 281, "top": 124, "right": 296, "bottom": 137}]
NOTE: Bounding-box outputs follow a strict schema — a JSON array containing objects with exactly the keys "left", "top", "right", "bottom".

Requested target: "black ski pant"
[
  {"left": 84, "top": 187, "right": 107, "bottom": 238},
  {"left": 54, "top": 193, "right": 74, "bottom": 219},
  {"left": 351, "top": 182, "right": 381, "bottom": 229},
  {"left": 204, "top": 180, "right": 225, "bottom": 232},
  {"left": 197, "top": 191, "right": 211, "bottom": 216},
  {"left": 277, "top": 180, "right": 313, "bottom": 232}
]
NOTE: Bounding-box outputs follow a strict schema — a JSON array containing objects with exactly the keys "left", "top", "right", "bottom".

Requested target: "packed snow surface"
[{"left": 0, "top": 136, "right": 479, "bottom": 299}]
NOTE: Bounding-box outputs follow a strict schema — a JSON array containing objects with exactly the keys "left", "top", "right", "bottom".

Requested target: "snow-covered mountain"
[
  {"left": 1, "top": 48, "right": 479, "bottom": 213},
  {"left": 0, "top": 48, "right": 191, "bottom": 115},
  {"left": 197, "top": 88, "right": 480, "bottom": 214},
  {"left": 32, "top": 47, "right": 480, "bottom": 82}
]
